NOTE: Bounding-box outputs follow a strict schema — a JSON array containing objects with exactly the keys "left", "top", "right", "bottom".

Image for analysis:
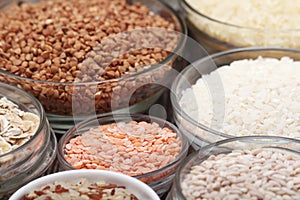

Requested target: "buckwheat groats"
[
  {"left": 63, "top": 121, "right": 182, "bottom": 182},
  {"left": 0, "top": 97, "right": 40, "bottom": 155},
  {"left": 21, "top": 179, "right": 138, "bottom": 200},
  {"left": 0, "top": 0, "right": 182, "bottom": 115},
  {"left": 181, "top": 149, "right": 300, "bottom": 200}
]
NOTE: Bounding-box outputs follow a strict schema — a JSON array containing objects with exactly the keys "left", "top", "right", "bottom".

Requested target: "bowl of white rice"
[
  {"left": 171, "top": 47, "right": 300, "bottom": 149},
  {"left": 180, "top": 0, "right": 300, "bottom": 52}
]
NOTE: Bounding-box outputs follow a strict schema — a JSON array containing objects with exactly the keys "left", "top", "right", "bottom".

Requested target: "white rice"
[
  {"left": 179, "top": 57, "right": 300, "bottom": 138},
  {"left": 185, "top": 0, "right": 300, "bottom": 48}
]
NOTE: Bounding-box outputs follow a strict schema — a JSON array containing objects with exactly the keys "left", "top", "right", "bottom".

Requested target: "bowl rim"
[
  {"left": 8, "top": 169, "right": 160, "bottom": 200},
  {"left": 180, "top": 0, "right": 300, "bottom": 32},
  {"left": 173, "top": 135, "right": 300, "bottom": 199},
  {"left": 57, "top": 113, "right": 189, "bottom": 180},
  {"left": 171, "top": 46, "right": 300, "bottom": 140},
  {"left": 0, "top": 0, "right": 187, "bottom": 86},
  {"left": 0, "top": 82, "right": 47, "bottom": 158}
]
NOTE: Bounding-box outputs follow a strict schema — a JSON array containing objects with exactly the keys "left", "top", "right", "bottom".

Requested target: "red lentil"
[{"left": 64, "top": 121, "right": 182, "bottom": 176}]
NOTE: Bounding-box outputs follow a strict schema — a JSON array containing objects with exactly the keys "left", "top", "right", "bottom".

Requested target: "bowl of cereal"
[
  {"left": 0, "top": 82, "right": 57, "bottom": 199},
  {"left": 57, "top": 113, "right": 189, "bottom": 197},
  {"left": 167, "top": 136, "right": 300, "bottom": 199},
  {"left": 0, "top": 0, "right": 187, "bottom": 134},
  {"left": 9, "top": 169, "right": 160, "bottom": 200},
  {"left": 171, "top": 47, "right": 300, "bottom": 149},
  {"left": 180, "top": 0, "right": 300, "bottom": 52}
]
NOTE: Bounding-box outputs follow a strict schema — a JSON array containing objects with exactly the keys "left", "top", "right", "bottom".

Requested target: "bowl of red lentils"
[
  {"left": 167, "top": 136, "right": 300, "bottom": 200},
  {"left": 57, "top": 113, "right": 189, "bottom": 197},
  {"left": 0, "top": 0, "right": 187, "bottom": 133},
  {"left": 9, "top": 169, "right": 160, "bottom": 200}
]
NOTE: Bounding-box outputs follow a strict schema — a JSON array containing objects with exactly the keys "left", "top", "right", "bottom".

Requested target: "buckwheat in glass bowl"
[
  {"left": 167, "top": 136, "right": 300, "bottom": 200},
  {"left": 9, "top": 170, "right": 160, "bottom": 200},
  {"left": 180, "top": 0, "right": 300, "bottom": 53},
  {"left": 0, "top": 82, "right": 57, "bottom": 199},
  {"left": 57, "top": 114, "right": 189, "bottom": 197},
  {"left": 0, "top": 0, "right": 187, "bottom": 133},
  {"left": 171, "top": 47, "right": 300, "bottom": 149}
]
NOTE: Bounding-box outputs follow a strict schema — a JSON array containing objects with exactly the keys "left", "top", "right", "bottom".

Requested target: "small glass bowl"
[
  {"left": 167, "top": 136, "right": 300, "bottom": 199},
  {"left": 180, "top": 0, "right": 300, "bottom": 53},
  {"left": 0, "top": 0, "right": 187, "bottom": 134},
  {"left": 57, "top": 113, "right": 189, "bottom": 197},
  {"left": 0, "top": 82, "right": 57, "bottom": 199},
  {"left": 9, "top": 170, "right": 160, "bottom": 200},
  {"left": 171, "top": 47, "right": 300, "bottom": 150}
]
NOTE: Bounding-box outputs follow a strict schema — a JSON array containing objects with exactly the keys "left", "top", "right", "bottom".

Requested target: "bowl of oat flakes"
[
  {"left": 9, "top": 170, "right": 160, "bottom": 200},
  {"left": 0, "top": 82, "right": 57, "bottom": 199},
  {"left": 0, "top": 0, "right": 187, "bottom": 133}
]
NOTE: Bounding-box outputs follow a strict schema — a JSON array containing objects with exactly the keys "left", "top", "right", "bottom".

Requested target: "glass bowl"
[
  {"left": 0, "top": 0, "right": 187, "bottom": 133},
  {"left": 171, "top": 47, "right": 300, "bottom": 150},
  {"left": 0, "top": 82, "right": 57, "bottom": 199},
  {"left": 9, "top": 170, "right": 160, "bottom": 200},
  {"left": 167, "top": 136, "right": 300, "bottom": 199},
  {"left": 57, "top": 113, "right": 189, "bottom": 197},
  {"left": 180, "top": 0, "right": 300, "bottom": 53}
]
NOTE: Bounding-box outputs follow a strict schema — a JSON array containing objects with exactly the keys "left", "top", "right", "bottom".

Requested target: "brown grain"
[{"left": 0, "top": 0, "right": 180, "bottom": 115}]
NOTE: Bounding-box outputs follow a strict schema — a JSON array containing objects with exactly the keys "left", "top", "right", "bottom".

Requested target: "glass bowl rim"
[
  {"left": 0, "top": 82, "right": 47, "bottom": 158},
  {"left": 0, "top": 0, "right": 187, "bottom": 86},
  {"left": 171, "top": 46, "right": 300, "bottom": 140},
  {"left": 57, "top": 113, "right": 189, "bottom": 180},
  {"left": 180, "top": 0, "right": 300, "bottom": 32}
]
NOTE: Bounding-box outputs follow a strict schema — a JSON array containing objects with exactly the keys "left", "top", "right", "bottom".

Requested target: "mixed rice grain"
[
  {"left": 181, "top": 148, "right": 300, "bottom": 200},
  {"left": 21, "top": 178, "right": 138, "bottom": 200}
]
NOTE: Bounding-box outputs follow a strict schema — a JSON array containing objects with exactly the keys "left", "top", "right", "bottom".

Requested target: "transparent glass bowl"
[
  {"left": 167, "top": 136, "right": 300, "bottom": 199},
  {"left": 57, "top": 113, "right": 189, "bottom": 197},
  {"left": 0, "top": 0, "right": 187, "bottom": 133},
  {"left": 9, "top": 170, "right": 160, "bottom": 200},
  {"left": 0, "top": 82, "right": 57, "bottom": 199},
  {"left": 180, "top": 0, "right": 300, "bottom": 53},
  {"left": 171, "top": 47, "right": 300, "bottom": 150}
]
